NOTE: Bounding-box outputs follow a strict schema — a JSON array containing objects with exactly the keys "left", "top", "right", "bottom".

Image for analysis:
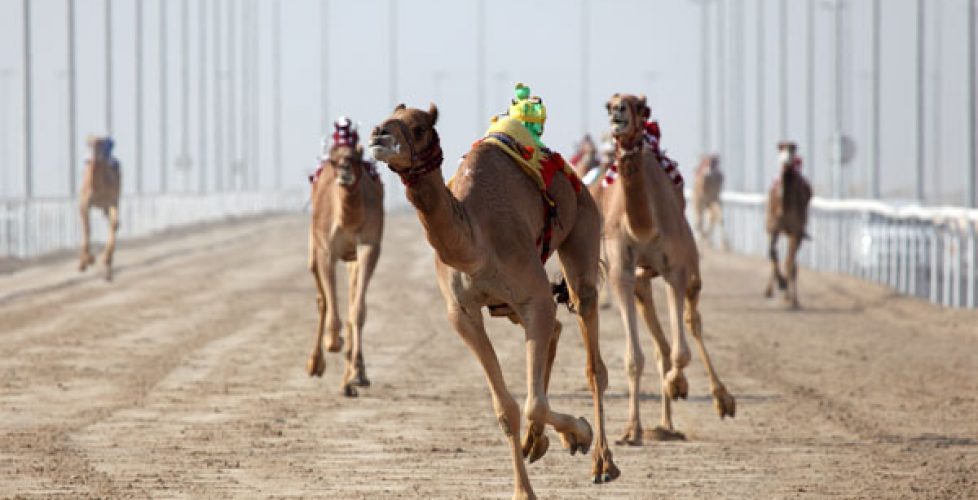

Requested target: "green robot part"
[{"left": 507, "top": 83, "right": 548, "bottom": 150}]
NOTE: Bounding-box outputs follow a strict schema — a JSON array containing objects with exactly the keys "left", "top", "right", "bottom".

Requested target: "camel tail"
[{"left": 550, "top": 276, "right": 577, "bottom": 314}]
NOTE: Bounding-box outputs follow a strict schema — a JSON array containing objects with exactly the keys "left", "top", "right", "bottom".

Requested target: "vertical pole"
[
  {"left": 700, "top": 0, "right": 710, "bottom": 154},
  {"left": 67, "top": 0, "right": 77, "bottom": 196},
  {"left": 214, "top": 0, "right": 223, "bottom": 192},
  {"left": 806, "top": 0, "right": 815, "bottom": 183},
  {"left": 736, "top": 0, "right": 746, "bottom": 190},
  {"left": 105, "top": 0, "right": 112, "bottom": 134},
  {"left": 757, "top": 0, "right": 765, "bottom": 192},
  {"left": 135, "top": 0, "right": 143, "bottom": 194},
  {"left": 870, "top": 0, "right": 880, "bottom": 199},
  {"left": 160, "top": 0, "right": 168, "bottom": 193},
  {"left": 181, "top": 0, "right": 190, "bottom": 192},
  {"left": 228, "top": 0, "right": 236, "bottom": 190},
  {"left": 581, "top": 0, "right": 589, "bottom": 135},
  {"left": 198, "top": 0, "right": 206, "bottom": 195},
  {"left": 931, "top": 1, "right": 942, "bottom": 203},
  {"left": 717, "top": 0, "right": 726, "bottom": 169},
  {"left": 915, "top": 0, "right": 925, "bottom": 202},
  {"left": 22, "top": 0, "right": 33, "bottom": 199},
  {"left": 320, "top": 0, "right": 329, "bottom": 130},
  {"left": 833, "top": 0, "right": 843, "bottom": 198},
  {"left": 388, "top": 0, "right": 397, "bottom": 108},
  {"left": 968, "top": 0, "right": 976, "bottom": 208},
  {"left": 251, "top": 0, "right": 260, "bottom": 190},
  {"left": 273, "top": 0, "right": 282, "bottom": 189},
  {"left": 475, "top": 0, "right": 485, "bottom": 135},
  {"left": 779, "top": 0, "right": 788, "bottom": 140}
]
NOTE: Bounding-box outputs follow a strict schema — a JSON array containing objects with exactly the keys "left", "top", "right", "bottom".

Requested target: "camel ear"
[
  {"left": 428, "top": 103, "right": 438, "bottom": 126},
  {"left": 394, "top": 103, "right": 406, "bottom": 112},
  {"left": 638, "top": 95, "right": 650, "bottom": 119}
]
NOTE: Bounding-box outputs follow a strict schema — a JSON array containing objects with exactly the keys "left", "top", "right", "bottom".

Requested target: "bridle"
[
  {"left": 384, "top": 120, "right": 444, "bottom": 187},
  {"left": 612, "top": 102, "right": 645, "bottom": 160}
]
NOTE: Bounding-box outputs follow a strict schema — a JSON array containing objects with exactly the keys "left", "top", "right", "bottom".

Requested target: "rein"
[{"left": 386, "top": 123, "right": 444, "bottom": 187}]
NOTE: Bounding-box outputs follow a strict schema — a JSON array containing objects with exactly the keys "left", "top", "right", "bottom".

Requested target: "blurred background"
[{"left": 0, "top": 0, "right": 974, "bottom": 204}]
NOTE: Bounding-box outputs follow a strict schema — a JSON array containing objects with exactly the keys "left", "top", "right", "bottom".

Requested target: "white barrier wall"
[
  {"left": 716, "top": 192, "right": 978, "bottom": 309},
  {"left": 0, "top": 191, "right": 304, "bottom": 259}
]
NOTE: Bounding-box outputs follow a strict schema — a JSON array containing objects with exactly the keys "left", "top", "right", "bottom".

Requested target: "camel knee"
[
  {"left": 573, "top": 284, "right": 599, "bottom": 318},
  {"left": 587, "top": 358, "right": 609, "bottom": 393}
]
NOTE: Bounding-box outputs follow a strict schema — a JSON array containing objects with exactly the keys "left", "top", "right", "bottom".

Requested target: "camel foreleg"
[
  {"left": 343, "top": 244, "right": 380, "bottom": 391},
  {"left": 448, "top": 304, "right": 535, "bottom": 500},
  {"left": 786, "top": 234, "right": 802, "bottom": 309},
  {"left": 78, "top": 203, "right": 94, "bottom": 272},
  {"left": 684, "top": 284, "right": 736, "bottom": 418},
  {"left": 634, "top": 276, "right": 686, "bottom": 440},
  {"left": 764, "top": 231, "right": 787, "bottom": 297},
  {"left": 101, "top": 206, "right": 119, "bottom": 281},
  {"left": 608, "top": 262, "right": 646, "bottom": 446},
  {"left": 663, "top": 274, "right": 691, "bottom": 401}
]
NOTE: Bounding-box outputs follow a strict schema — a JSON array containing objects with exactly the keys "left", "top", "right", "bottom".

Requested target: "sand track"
[{"left": 1, "top": 214, "right": 976, "bottom": 498}]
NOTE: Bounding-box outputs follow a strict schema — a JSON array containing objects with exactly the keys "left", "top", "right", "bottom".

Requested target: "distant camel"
[
  {"left": 764, "top": 142, "right": 812, "bottom": 308},
  {"left": 603, "top": 94, "right": 735, "bottom": 445},
  {"left": 692, "top": 154, "right": 728, "bottom": 250},
  {"left": 306, "top": 117, "right": 384, "bottom": 397},
  {"left": 78, "top": 136, "right": 121, "bottom": 281}
]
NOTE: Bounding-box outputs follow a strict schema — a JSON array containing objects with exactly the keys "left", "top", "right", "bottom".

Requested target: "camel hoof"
[
  {"left": 522, "top": 429, "right": 549, "bottom": 464},
  {"left": 665, "top": 370, "right": 689, "bottom": 400},
  {"left": 615, "top": 424, "right": 643, "bottom": 447},
  {"left": 352, "top": 373, "right": 371, "bottom": 387},
  {"left": 777, "top": 276, "right": 788, "bottom": 290},
  {"left": 306, "top": 353, "right": 325, "bottom": 377},
  {"left": 342, "top": 384, "right": 358, "bottom": 398},
  {"left": 713, "top": 386, "right": 737, "bottom": 419},
  {"left": 591, "top": 449, "right": 620, "bottom": 484},
  {"left": 763, "top": 286, "right": 773, "bottom": 298},
  {"left": 647, "top": 426, "right": 686, "bottom": 441}
]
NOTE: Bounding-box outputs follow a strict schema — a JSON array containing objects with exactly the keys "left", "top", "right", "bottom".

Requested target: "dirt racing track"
[{"left": 1, "top": 214, "right": 976, "bottom": 499}]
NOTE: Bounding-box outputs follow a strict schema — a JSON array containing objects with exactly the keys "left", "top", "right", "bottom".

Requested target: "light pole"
[
  {"left": 388, "top": 0, "right": 398, "bottom": 109},
  {"left": 320, "top": 0, "right": 329, "bottom": 130},
  {"left": 135, "top": 0, "right": 143, "bottom": 194},
  {"left": 716, "top": 0, "right": 726, "bottom": 171},
  {"left": 160, "top": 0, "right": 168, "bottom": 194},
  {"left": 870, "top": 0, "right": 880, "bottom": 199},
  {"left": 273, "top": 0, "right": 282, "bottom": 190},
  {"left": 23, "top": 0, "right": 33, "bottom": 200},
  {"left": 0, "top": 69, "right": 12, "bottom": 198},
  {"left": 581, "top": 0, "right": 590, "bottom": 135},
  {"left": 214, "top": 0, "right": 224, "bottom": 192},
  {"left": 105, "top": 0, "right": 112, "bottom": 135},
  {"left": 930, "top": 0, "right": 942, "bottom": 203},
  {"left": 691, "top": 0, "right": 712, "bottom": 155},
  {"left": 67, "top": 0, "right": 77, "bottom": 196},
  {"left": 915, "top": 0, "right": 924, "bottom": 203},
  {"left": 779, "top": 0, "right": 788, "bottom": 140},
  {"left": 757, "top": 0, "right": 765, "bottom": 192},
  {"left": 968, "top": 0, "right": 976, "bottom": 208},
  {"left": 177, "top": 0, "right": 191, "bottom": 193},
  {"left": 198, "top": 0, "right": 207, "bottom": 195}
]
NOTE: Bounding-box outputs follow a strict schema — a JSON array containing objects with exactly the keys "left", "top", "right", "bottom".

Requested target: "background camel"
[
  {"left": 78, "top": 136, "right": 121, "bottom": 281},
  {"left": 603, "top": 94, "right": 735, "bottom": 446},
  {"left": 306, "top": 117, "right": 384, "bottom": 397},
  {"left": 692, "top": 154, "right": 728, "bottom": 250},
  {"left": 764, "top": 142, "right": 812, "bottom": 309},
  {"left": 369, "top": 104, "right": 618, "bottom": 500}
]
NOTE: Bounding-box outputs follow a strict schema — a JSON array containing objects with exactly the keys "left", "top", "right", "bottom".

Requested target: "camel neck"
[
  {"left": 616, "top": 148, "right": 659, "bottom": 243},
  {"left": 336, "top": 179, "right": 366, "bottom": 229},
  {"left": 406, "top": 168, "right": 482, "bottom": 273}
]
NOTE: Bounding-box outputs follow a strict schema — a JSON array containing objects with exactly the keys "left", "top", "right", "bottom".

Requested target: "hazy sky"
[{"left": 0, "top": 0, "right": 974, "bottom": 206}]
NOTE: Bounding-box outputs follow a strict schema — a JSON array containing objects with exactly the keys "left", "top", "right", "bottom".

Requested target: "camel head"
[
  {"left": 87, "top": 135, "right": 114, "bottom": 161},
  {"left": 777, "top": 141, "right": 798, "bottom": 167},
  {"left": 326, "top": 144, "right": 365, "bottom": 188},
  {"left": 369, "top": 104, "right": 442, "bottom": 185},
  {"left": 606, "top": 93, "right": 650, "bottom": 146}
]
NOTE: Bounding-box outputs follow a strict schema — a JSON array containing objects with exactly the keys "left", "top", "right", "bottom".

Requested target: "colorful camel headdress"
[{"left": 332, "top": 116, "right": 359, "bottom": 149}]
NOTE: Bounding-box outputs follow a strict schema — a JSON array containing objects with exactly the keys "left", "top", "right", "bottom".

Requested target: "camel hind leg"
[
  {"left": 785, "top": 233, "right": 802, "bottom": 309},
  {"left": 344, "top": 244, "right": 380, "bottom": 390},
  {"left": 78, "top": 203, "right": 95, "bottom": 271},
  {"left": 306, "top": 250, "right": 329, "bottom": 378},
  {"left": 556, "top": 201, "right": 619, "bottom": 483},
  {"left": 607, "top": 255, "right": 645, "bottom": 446},
  {"left": 684, "top": 277, "right": 736, "bottom": 418},
  {"left": 764, "top": 230, "right": 787, "bottom": 297},
  {"left": 101, "top": 205, "right": 119, "bottom": 281}
]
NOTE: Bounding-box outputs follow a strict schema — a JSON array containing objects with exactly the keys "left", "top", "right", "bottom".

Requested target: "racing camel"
[
  {"left": 78, "top": 136, "right": 121, "bottom": 281},
  {"left": 603, "top": 94, "right": 735, "bottom": 445},
  {"left": 369, "top": 102, "right": 618, "bottom": 500},
  {"left": 306, "top": 117, "right": 384, "bottom": 397},
  {"left": 764, "top": 141, "right": 812, "bottom": 309}
]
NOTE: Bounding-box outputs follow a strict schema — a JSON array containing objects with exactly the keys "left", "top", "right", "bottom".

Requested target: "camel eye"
[{"left": 412, "top": 126, "right": 424, "bottom": 140}]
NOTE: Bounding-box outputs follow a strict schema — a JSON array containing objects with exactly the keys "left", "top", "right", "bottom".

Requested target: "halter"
[
  {"left": 613, "top": 103, "right": 646, "bottom": 161},
  {"left": 385, "top": 120, "right": 444, "bottom": 187}
]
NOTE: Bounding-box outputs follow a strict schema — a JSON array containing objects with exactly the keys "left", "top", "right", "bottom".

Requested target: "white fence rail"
[
  {"left": 718, "top": 192, "right": 978, "bottom": 309},
  {"left": 0, "top": 191, "right": 304, "bottom": 259}
]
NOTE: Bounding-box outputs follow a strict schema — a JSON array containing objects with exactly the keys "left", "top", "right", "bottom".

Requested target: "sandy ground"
[{"left": 1, "top": 213, "right": 976, "bottom": 499}]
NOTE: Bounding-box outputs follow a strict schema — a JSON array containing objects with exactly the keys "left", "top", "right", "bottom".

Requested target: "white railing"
[
  {"left": 0, "top": 190, "right": 304, "bottom": 259},
  {"left": 715, "top": 191, "right": 978, "bottom": 309}
]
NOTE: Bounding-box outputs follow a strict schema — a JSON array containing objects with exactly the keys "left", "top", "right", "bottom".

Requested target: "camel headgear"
[
  {"left": 331, "top": 116, "right": 359, "bottom": 150},
  {"left": 507, "top": 83, "right": 547, "bottom": 139}
]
